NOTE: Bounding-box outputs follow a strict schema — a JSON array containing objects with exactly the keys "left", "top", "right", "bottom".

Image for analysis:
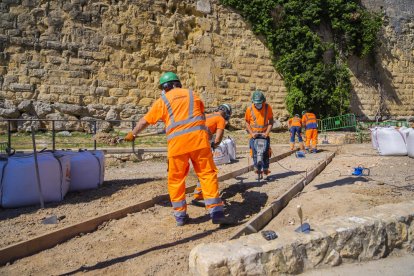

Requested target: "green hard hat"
[
  {"left": 302, "top": 111, "right": 306, "bottom": 115},
  {"left": 159, "top": 72, "right": 180, "bottom": 86},
  {"left": 252, "top": 90, "right": 265, "bottom": 104}
]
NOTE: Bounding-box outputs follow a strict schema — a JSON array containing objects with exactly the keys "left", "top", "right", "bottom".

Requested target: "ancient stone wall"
[
  {"left": 0, "top": 0, "right": 286, "bottom": 131},
  {"left": 0, "top": 0, "right": 413, "bottom": 132},
  {"left": 350, "top": 0, "right": 414, "bottom": 120}
]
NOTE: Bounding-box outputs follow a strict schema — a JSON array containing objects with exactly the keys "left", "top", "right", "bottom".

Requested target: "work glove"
[
  {"left": 210, "top": 141, "right": 217, "bottom": 149},
  {"left": 124, "top": 131, "right": 136, "bottom": 142}
]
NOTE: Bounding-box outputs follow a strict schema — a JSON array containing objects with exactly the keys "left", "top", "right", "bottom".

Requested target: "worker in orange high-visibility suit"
[
  {"left": 301, "top": 110, "right": 318, "bottom": 153},
  {"left": 192, "top": 104, "right": 232, "bottom": 207},
  {"left": 124, "top": 72, "right": 233, "bottom": 226},
  {"left": 288, "top": 114, "right": 305, "bottom": 151},
  {"left": 245, "top": 90, "right": 274, "bottom": 180}
]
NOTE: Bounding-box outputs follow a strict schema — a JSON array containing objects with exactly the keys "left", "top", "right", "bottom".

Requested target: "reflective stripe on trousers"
[{"left": 168, "top": 147, "right": 223, "bottom": 217}]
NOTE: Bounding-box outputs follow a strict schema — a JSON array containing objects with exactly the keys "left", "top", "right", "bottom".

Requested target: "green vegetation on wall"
[{"left": 220, "top": 0, "right": 382, "bottom": 117}]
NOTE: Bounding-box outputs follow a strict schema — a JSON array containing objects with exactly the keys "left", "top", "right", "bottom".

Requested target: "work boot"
[
  {"left": 312, "top": 148, "right": 318, "bottom": 154},
  {"left": 191, "top": 199, "right": 206, "bottom": 207},
  {"left": 175, "top": 215, "right": 189, "bottom": 227},
  {"left": 305, "top": 147, "right": 310, "bottom": 154},
  {"left": 263, "top": 169, "right": 271, "bottom": 180},
  {"left": 211, "top": 211, "right": 235, "bottom": 225}
]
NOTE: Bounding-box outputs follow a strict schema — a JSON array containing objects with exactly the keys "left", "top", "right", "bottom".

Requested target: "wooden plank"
[
  {"left": 0, "top": 150, "right": 294, "bottom": 266},
  {"left": 230, "top": 151, "right": 335, "bottom": 239}
]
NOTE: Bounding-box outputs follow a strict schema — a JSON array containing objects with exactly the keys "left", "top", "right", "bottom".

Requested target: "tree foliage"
[{"left": 220, "top": 0, "right": 382, "bottom": 117}]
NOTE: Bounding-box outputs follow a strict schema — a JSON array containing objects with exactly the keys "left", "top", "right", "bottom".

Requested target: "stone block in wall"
[
  {"left": 9, "top": 83, "right": 34, "bottom": 92},
  {"left": 49, "top": 85, "right": 70, "bottom": 94},
  {"left": 137, "top": 97, "right": 154, "bottom": 107},
  {"left": 70, "top": 85, "right": 89, "bottom": 96},
  {"left": 52, "top": 103, "right": 87, "bottom": 117},
  {"left": 58, "top": 95, "right": 83, "bottom": 105},
  {"left": 109, "top": 88, "right": 128, "bottom": 97},
  {"left": 98, "top": 80, "right": 118, "bottom": 88},
  {"left": 101, "top": 97, "right": 118, "bottom": 105},
  {"left": 118, "top": 96, "right": 139, "bottom": 105}
]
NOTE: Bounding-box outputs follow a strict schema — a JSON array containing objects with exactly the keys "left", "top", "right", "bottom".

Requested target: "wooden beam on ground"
[
  {"left": 0, "top": 150, "right": 295, "bottom": 266},
  {"left": 230, "top": 151, "right": 336, "bottom": 239}
]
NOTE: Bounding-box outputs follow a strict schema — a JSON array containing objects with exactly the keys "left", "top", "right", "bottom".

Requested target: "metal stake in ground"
[{"left": 31, "top": 126, "right": 44, "bottom": 209}]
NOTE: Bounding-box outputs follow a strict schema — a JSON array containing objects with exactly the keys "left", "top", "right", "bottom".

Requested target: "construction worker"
[
  {"left": 124, "top": 72, "right": 231, "bottom": 226},
  {"left": 301, "top": 110, "right": 318, "bottom": 153},
  {"left": 245, "top": 90, "right": 274, "bottom": 179},
  {"left": 192, "top": 104, "right": 232, "bottom": 206},
  {"left": 288, "top": 114, "right": 304, "bottom": 150}
]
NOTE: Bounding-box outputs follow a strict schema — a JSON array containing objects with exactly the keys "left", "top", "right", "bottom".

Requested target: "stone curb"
[{"left": 189, "top": 201, "right": 414, "bottom": 275}]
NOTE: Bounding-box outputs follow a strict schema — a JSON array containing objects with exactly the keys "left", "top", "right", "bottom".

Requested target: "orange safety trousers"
[
  {"left": 169, "top": 147, "right": 223, "bottom": 217},
  {"left": 305, "top": 129, "right": 318, "bottom": 149}
]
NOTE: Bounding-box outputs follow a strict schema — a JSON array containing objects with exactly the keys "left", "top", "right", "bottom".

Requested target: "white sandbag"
[
  {"left": 407, "top": 128, "right": 414, "bottom": 158},
  {"left": 55, "top": 150, "right": 103, "bottom": 191},
  {"left": 222, "top": 137, "right": 236, "bottom": 161},
  {"left": 370, "top": 128, "right": 378, "bottom": 149},
  {"left": 398, "top": 126, "right": 410, "bottom": 141},
  {"left": 375, "top": 127, "right": 407, "bottom": 156},
  {"left": 212, "top": 144, "right": 230, "bottom": 166},
  {"left": 89, "top": 150, "right": 105, "bottom": 185},
  {"left": 1, "top": 152, "right": 70, "bottom": 208}
]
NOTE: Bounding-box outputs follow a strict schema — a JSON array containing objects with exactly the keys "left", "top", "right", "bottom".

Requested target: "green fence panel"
[{"left": 318, "top": 114, "right": 357, "bottom": 132}]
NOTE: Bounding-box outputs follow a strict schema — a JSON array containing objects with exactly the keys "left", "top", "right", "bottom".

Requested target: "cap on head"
[
  {"left": 302, "top": 111, "right": 306, "bottom": 115},
  {"left": 251, "top": 90, "right": 266, "bottom": 104},
  {"left": 159, "top": 72, "right": 180, "bottom": 86},
  {"left": 218, "top": 104, "right": 232, "bottom": 120},
  {"left": 295, "top": 114, "right": 300, "bottom": 117}
]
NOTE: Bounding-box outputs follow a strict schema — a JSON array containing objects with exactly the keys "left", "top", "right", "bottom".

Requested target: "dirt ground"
[
  {"left": 1, "top": 143, "right": 414, "bottom": 275},
  {"left": 265, "top": 144, "right": 414, "bottom": 234}
]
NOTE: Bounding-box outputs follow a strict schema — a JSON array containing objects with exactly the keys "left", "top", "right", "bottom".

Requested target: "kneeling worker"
[
  {"left": 288, "top": 114, "right": 304, "bottom": 150},
  {"left": 124, "top": 72, "right": 232, "bottom": 226},
  {"left": 245, "top": 90, "right": 274, "bottom": 179},
  {"left": 192, "top": 104, "right": 232, "bottom": 206}
]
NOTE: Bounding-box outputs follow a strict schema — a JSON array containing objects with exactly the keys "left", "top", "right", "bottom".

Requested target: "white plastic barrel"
[
  {"left": 375, "top": 127, "right": 407, "bottom": 156},
  {"left": 0, "top": 152, "right": 70, "bottom": 208},
  {"left": 213, "top": 144, "right": 230, "bottom": 166},
  {"left": 55, "top": 150, "right": 104, "bottom": 191},
  {"left": 407, "top": 128, "right": 414, "bottom": 158},
  {"left": 222, "top": 137, "right": 236, "bottom": 161}
]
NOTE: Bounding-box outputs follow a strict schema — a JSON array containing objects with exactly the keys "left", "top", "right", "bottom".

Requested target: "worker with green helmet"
[
  {"left": 192, "top": 103, "right": 232, "bottom": 207},
  {"left": 245, "top": 90, "right": 274, "bottom": 180},
  {"left": 124, "top": 72, "right": 233, "bottom": 226}
]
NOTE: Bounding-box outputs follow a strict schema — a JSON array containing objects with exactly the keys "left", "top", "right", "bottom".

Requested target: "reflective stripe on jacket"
[
  {"left": 289, "top": 117, "right": 302, "bottom": 127},
  {"left": 160, "top": 89, "right": 208, "bottom": 141},
  {"left": 249, "top": 104, "right": 269, "bottom": 133},
  {"left": 302, "top": 113, "right": 317, "bottom": 129}
]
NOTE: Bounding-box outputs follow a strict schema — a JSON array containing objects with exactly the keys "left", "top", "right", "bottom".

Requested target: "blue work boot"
[
  {"left": 175, "top": 215, "right": 189, "bottom": 226},
  {"left": 312, "top": 148, "right": 318, "bottom": 154},
  {"left": 211, "top": 211, "right": 235, "bottom": 225}
]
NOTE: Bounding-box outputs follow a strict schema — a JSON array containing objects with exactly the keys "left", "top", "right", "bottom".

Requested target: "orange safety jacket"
[
  {"left": 302, "top": 112, "right": 317, "bottom": 130},
  {"left": 289, "top": 117, "right": 302, "bottom": 127},
  {"left": 205, "top": 112, "right": 225, "bottom": 136},
  {"left": 160, "top": 89, "right": 209, "bottom": 154},
  {"left": 249, "top": 104, "right": 270, "bottom": 133}
]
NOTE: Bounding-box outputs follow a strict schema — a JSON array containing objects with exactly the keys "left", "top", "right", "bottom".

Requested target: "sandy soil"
[
  {"left": 264, "top": 144, "right": 414, "bottom": 234},
  {"left": 0, "top": 146, "right": 325, "bottom": 275},
  {"left": 1, "top": 144, "right": 413, "bottom": 275}
]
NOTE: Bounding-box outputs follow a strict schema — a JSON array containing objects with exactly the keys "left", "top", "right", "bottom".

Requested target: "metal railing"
[
  {"left": 318, "top": 114, "right": 357, "bottom": 132},
  {"left": 0, "top": 118, "right": 165, "bottom": 152}
]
